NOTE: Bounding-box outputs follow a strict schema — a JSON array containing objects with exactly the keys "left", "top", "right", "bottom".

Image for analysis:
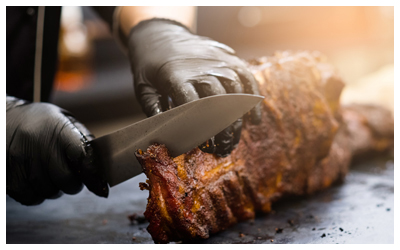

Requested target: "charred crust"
[{"left": 136, "top": 51, "right": 393, "bottom": 243}]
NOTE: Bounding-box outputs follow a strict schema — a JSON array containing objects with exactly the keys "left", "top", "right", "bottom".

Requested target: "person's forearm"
[{"left": 119, "top": 6, "right": 196, "bottom": 36}]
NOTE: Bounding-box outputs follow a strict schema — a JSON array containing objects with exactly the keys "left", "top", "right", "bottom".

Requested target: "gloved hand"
[
  {"left": 127, "top": 18, "right": 262, "bottom": 157},
  {"left": 6, "top": 96, "right": 108, "bottom": 205}
]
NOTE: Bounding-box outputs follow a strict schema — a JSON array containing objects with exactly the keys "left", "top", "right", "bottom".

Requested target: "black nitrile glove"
[
  {"left": 127, "top": 18, "right": 262, "bottom": 157},
  {"left": 6, "top": 96, "right": 108, "bottom": 205}
]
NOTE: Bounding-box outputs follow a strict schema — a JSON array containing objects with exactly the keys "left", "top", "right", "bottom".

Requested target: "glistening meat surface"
[{"left": 135, "top": 51, "right": 393, "bottom": 243}]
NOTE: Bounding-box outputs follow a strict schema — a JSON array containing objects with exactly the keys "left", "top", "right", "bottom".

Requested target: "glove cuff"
[
  {"left": 127, "top": 18, "right": 192, "bottom": 45},
  {"left": 118, "top": 17, "right": 191, "bottom": 53},
  {"left": 131, "top": 18, "right": 191, "bottom": 34}
]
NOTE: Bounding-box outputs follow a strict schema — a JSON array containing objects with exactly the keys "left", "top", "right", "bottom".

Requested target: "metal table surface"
[{"left": 6, "top": 157, "right": 394, "bottom": 244}]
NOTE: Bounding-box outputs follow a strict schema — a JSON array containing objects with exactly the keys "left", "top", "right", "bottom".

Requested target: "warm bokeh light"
[
  {"left": 52, "top": 6, "right": 394, "bottom": 127},
  {"left": 238, "top": 7, "right": 262, "bottom": 27}
]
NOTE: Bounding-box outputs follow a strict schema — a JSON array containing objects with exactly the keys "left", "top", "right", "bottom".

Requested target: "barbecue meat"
[
  {"left": 341, "top": 104, "right": 394, "bottom": 161},
  {"left": 135, "top": 51, "right": 394, "bottom": 243}
]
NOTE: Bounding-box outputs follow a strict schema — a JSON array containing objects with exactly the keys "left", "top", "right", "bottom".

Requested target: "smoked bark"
[{"left": 135, "top": 51, "right": 394, "bottom": 243}]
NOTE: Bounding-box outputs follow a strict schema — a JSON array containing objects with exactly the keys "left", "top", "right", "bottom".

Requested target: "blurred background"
[{"left": 51, "top": 6, "right": 394, "bottom": 137}]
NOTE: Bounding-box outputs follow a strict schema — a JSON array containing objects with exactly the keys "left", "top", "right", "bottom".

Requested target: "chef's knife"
[{"left": 91, "top": 94, "right": 264, "bottom": 187}]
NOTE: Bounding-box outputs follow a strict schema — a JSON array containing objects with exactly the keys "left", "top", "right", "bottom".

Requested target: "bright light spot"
[
  {"left": 379, "top": 6, "right": 393, "bottom": 20},
  {"left": 65, "top": 29, "right": 87, "bottom": 54},
  {"left": 238, "top": 7, "right": 262, "bottom": 28}
]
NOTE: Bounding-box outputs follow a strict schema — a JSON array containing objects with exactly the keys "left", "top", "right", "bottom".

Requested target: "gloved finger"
[
  {"left": 7, "top": 107, "right": 60, "bottom": 204},
  {"left": 235, "top": 66, "right": 262, "bottom": 125},
  {"left": 61, "top": 121, "right": 109, "bottom": 198},
  {"left": 231, "top": 118, "right": 243, "bottom": 149},
  {"left": 48, "top": 191, "right": 63, "bottom": 200},
  {"left": 6, "top": 160, "right": 46, "bottom": 206},
  {"left": 48, "top": 151, "right": 83, "bottom": 195},
  {"left": 29, "top": 156, "right": 61, "bottom": 199},
  {"left": 8, "top": 186, "right": 45, "bottom": 206},
  {"left": 169, "top": 82, "right": 200, "bottom": 106},
  {"left": 213, "top": 118, "right": 243, "bottom": 156},
  {"left": 81, "top": 143, "right": 110, "bottom": 198},
  {"left": 157, "top": 60, "right": 201, "bottom": 106},
  {"left": 15, "top": 191, "right": 45, "bottom": 206},
  {"left": 54, "top": 114, "right": 94, "bottom": 194},
  {"left": 192, "top": 75, "right": 235, "bottom": 155},
  {"left": 214, "top": 125, "right": 234, "bottom": 157},
  {"left": 66, "top": 114, "right": 94, "bottom": 140},
  {"left": 134, "top": 74, "right": 163, "bottom": 117},
  {"left": 160, "top": 95, "right": 173, "bottom": 112},
  {"left": 203, "top": 39, "right": 236, "bottom": 55},
  {"left": 210, "top": 68, "right": 243, "bottom": 94},
  {"left": 192, "top": 75, "right": 226, "bottom": 98}
]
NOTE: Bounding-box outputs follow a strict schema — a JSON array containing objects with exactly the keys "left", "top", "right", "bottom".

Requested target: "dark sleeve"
[{"left": 91, "top": 6, "right": 116, "bottom": 29}]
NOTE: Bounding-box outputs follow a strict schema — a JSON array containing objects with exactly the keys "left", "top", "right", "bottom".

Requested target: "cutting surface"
[{"left": 6, "top": 157, "right": 393, "bottom": 244}]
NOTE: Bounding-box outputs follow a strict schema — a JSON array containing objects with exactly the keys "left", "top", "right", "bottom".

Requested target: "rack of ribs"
[{"left": 135, "top": 51, "right": 394, "bottom": 243}]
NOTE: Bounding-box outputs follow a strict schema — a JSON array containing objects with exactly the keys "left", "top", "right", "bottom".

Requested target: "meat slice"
[{"left": 135, "top": 51, "right": 394, "bottom": 243}]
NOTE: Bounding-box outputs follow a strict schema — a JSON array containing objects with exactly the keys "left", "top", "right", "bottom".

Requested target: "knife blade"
[{"left": 91, "top": 94, "right": 264, "bottom": 187}]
